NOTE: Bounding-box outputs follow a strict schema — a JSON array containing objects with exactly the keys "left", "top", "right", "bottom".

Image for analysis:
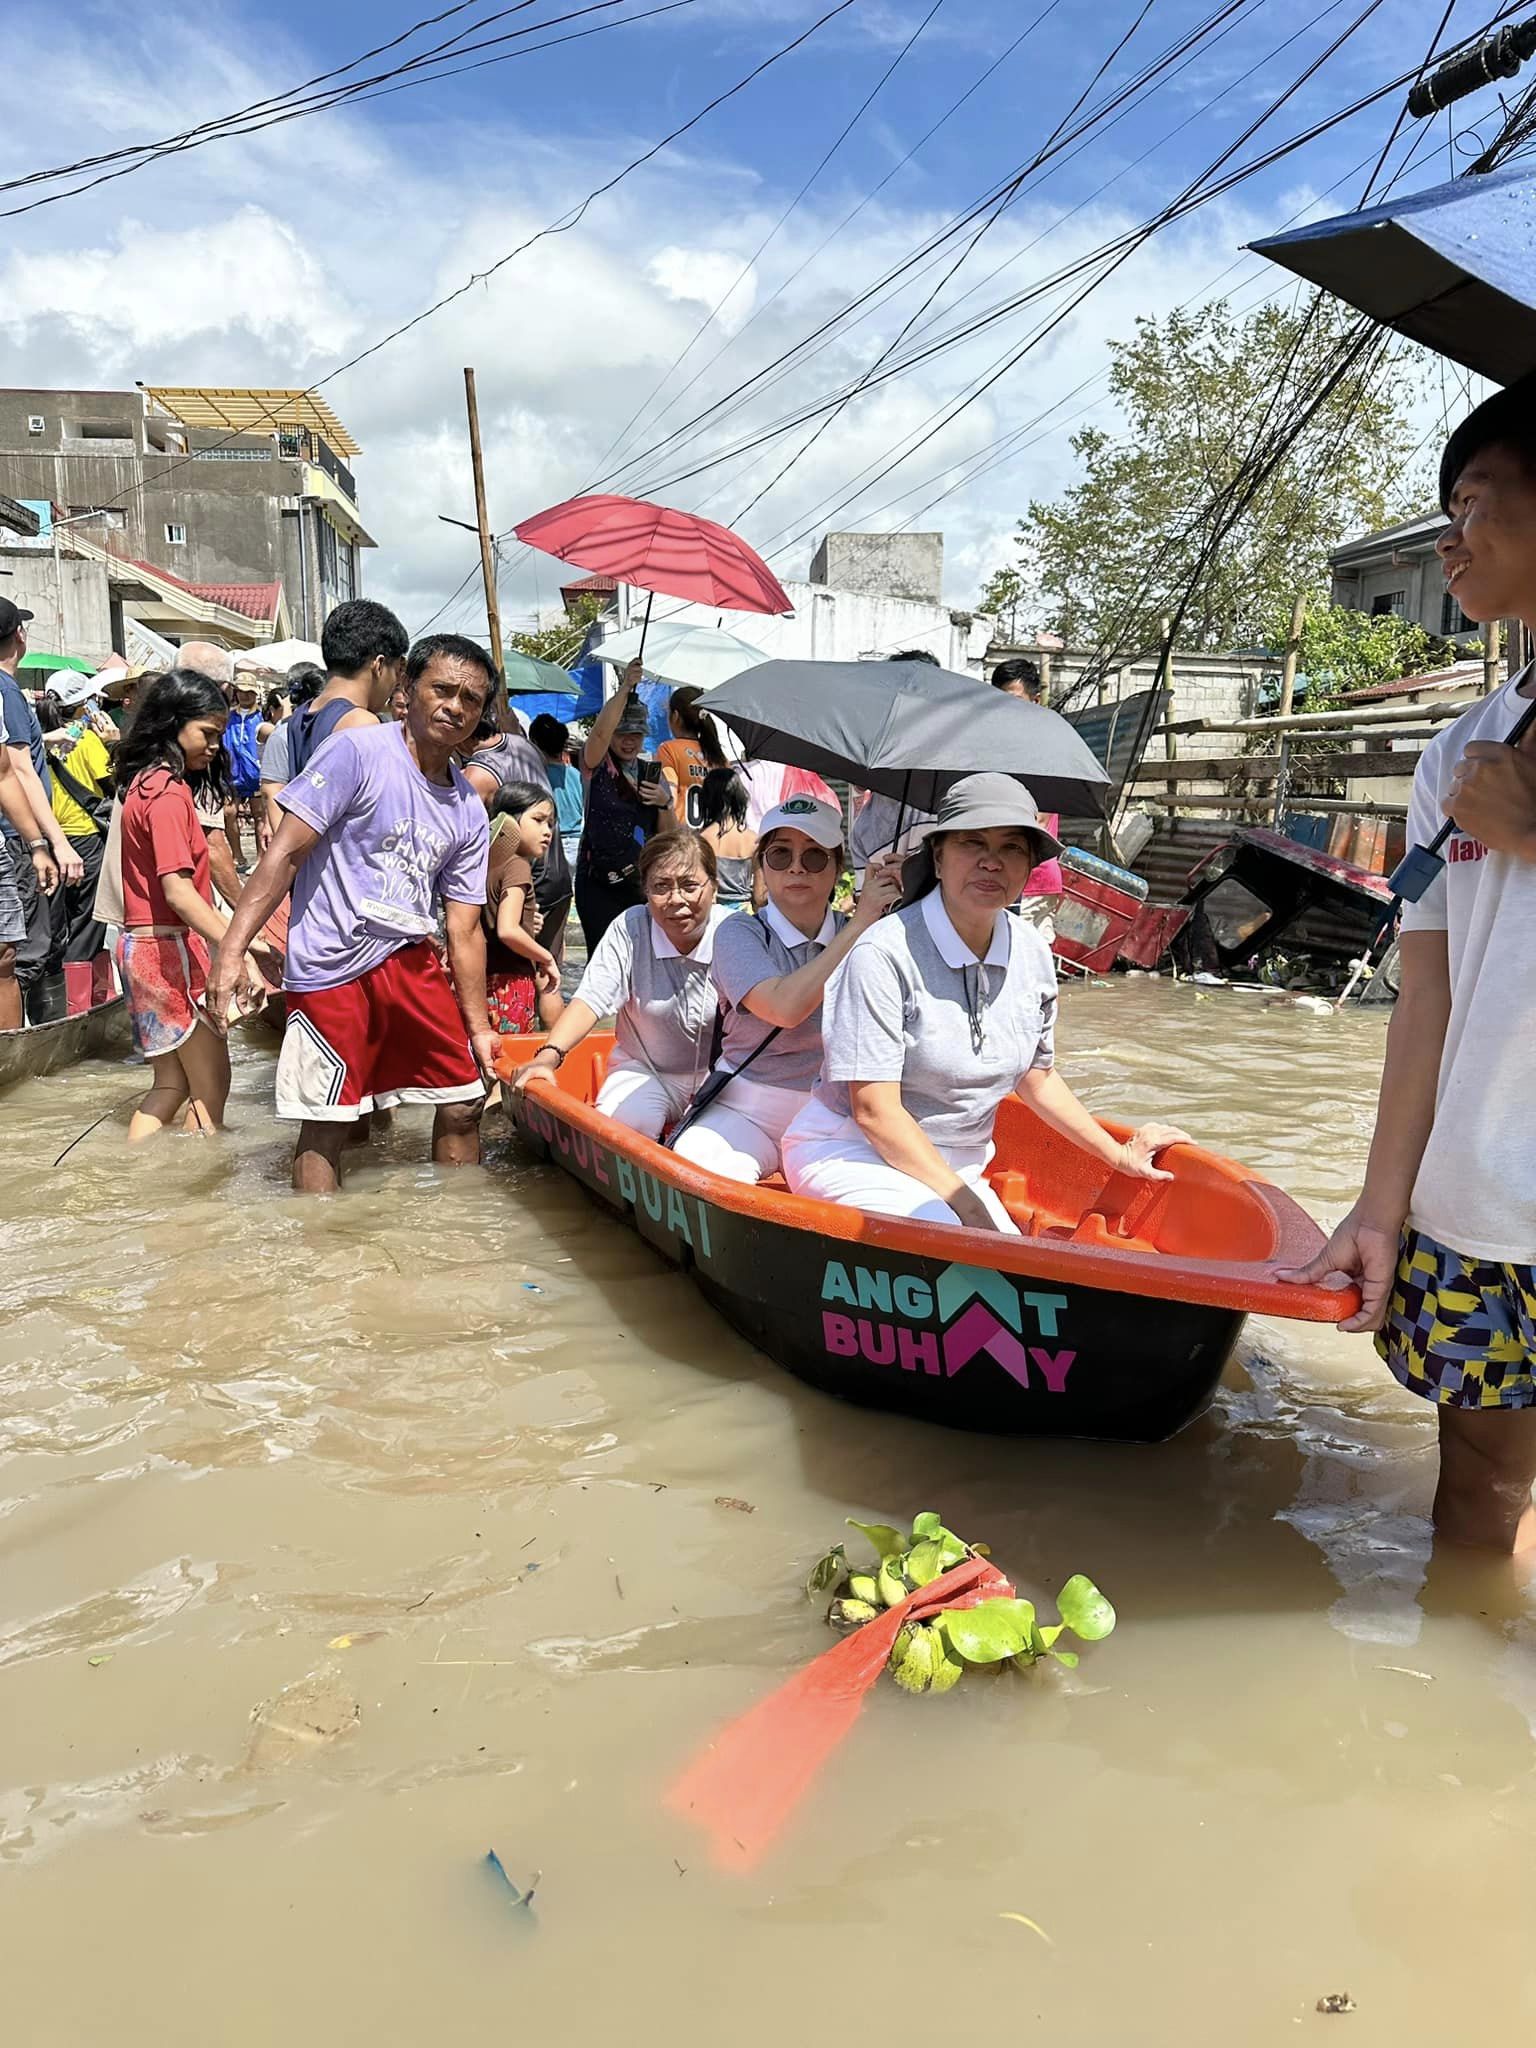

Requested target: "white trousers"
[
  {"left": 672, "top": 1073, "right": 809, "bottom": 1185},
  {"left": 781, "top": 1103, "right": 1020, "bottom": 1233},
  {"left": 594, "top": 1058, "right": 693, "bottom": 1141}
]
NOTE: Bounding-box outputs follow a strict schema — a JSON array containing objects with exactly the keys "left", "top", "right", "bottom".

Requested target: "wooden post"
[
  {"left": 1484, "top": 617, "right": 1502, "bottom": 696},
  {"left": 1278, "top": 592, "right": 1307, "bottom": 719},
  {"left": 1159, "top": 617, "right": 1178, "bottom": 806},
  {"left": 463, "top": 367, "right": 504, "bottom": 691}
]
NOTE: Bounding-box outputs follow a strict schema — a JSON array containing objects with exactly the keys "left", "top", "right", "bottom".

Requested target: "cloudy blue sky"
[{"left": 0, "top": 0, "right": 1512, "bottom": 636}]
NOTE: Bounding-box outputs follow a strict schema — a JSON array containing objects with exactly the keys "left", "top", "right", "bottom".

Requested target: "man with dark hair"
[
  {"left": 889, "top": 647, "right": 941, "bottom": 666},
  {"left": 991, "top": 657, "right": 1042, "bottom": 701},
  {"left": 209, "top": 634, "right": 496, "bottom": 1193},
  {"left": 0, "top": 598, "right": 79, "bottom": 1018},
  {"left": 1288, "top": 376, "right": 1536, "bottom": 1554},
  {"left": 286, "top": 598, "right": 410, "bottom": 777}
]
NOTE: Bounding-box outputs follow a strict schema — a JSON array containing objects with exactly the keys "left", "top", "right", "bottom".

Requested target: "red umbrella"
[{"left": 514, "top": 493, "right": 792, "bottom": 620}]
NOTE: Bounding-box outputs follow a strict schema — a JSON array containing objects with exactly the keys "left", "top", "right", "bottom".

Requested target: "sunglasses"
[{"left": 763, "top": 843, "right": 835, "bottom": 873}]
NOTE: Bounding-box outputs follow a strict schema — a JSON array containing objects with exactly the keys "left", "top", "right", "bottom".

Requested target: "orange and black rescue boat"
[{"left": 497, "top": 1036, "right": 1353, "bottom": 1443}]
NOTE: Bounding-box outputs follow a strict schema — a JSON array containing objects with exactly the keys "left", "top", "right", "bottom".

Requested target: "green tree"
[
  {"left": 506, "top": 591, "right": 605, "bottom": 667},
  {"left": 983, "top": 299, "right": 1422, "bottom": 674},
  {"left": 1281, "top": 599, "right": 1471, "bottom": 711}
]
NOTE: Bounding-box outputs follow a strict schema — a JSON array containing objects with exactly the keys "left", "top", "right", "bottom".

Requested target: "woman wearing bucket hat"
[
  {"left": 781, "top": 773, "right": 1189, "bottom": 1232},
  {"left": 577, "top": 660, "right": 670, "bottom": 951},
  {"left": 670, "top": 796, "right": 904, "bottom": 1184}
]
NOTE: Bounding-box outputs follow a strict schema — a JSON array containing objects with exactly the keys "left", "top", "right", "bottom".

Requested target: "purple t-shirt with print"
[{"left": 278, "top": 721, "right": 489, "bottom": 993}]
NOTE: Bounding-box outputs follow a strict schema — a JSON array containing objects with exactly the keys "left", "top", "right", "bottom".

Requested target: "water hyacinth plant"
[{"left": 807, "top": 1512, "right": 1115, "bottom": 1696}]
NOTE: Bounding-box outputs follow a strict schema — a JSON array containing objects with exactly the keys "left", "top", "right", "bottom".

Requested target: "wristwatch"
[{"left": 25, "top": 838, "right": 47, "bottom": 851}]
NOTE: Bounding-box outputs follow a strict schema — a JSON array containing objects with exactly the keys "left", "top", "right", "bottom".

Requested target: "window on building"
[
  {"left": 68, "top": 505, "right": 126, "bottom": 528},
  {"left": 1370, "top": 590, "right": 1407, "bottom": 618},
  {"left": 72, "top": 420, "right": 133, "bottom": 441},
  {"left": 1440, "top": 591, "right": 1473, "bottom": 635},
  {"left": 164, "top": 522, "right": 187, "bottom": 546},
  {"left": 336, "top": 538, "right": 356, "bottom": 604}
]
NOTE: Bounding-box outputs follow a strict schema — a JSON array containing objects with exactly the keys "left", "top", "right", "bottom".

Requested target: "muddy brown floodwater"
[{"left": 4, "top": 978, "right": 1536, "bottom": 2045}]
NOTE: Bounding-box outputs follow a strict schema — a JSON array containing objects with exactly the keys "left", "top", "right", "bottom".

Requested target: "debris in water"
[
  {"left": 87, "top": 1654, "right": 113, "bottom": 1668},
  {"left": 244, "top": 1672, "right": 360, "bottom": 1770},
  {"left": 999, "top": 1911, "right": 1055, "bottom": 1946},
  {"left": 485, "top": 1849, "right": 540, "bottom": 1913},
  {"left": 1316, "top": 1993, "right": 1356, "bottom": 2015},
  {"left": 715, "top": 1496, "right": 755, "bottom": 1513}
]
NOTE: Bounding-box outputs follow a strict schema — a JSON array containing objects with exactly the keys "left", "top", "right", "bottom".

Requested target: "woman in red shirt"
[{"left": 116, "top": 671, "right": 258, "bottom": 1141}]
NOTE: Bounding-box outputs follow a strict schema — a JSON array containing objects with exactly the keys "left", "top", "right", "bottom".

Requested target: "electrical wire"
[{"left": 83, "top": 0, "right": 854, "bottom": 523}]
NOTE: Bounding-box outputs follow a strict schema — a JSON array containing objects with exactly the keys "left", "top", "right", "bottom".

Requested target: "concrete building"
[
  {"left": 0, "top": 385, "right": 375, "bottom": 645},
  {"left": 807, "top": 532, "right": 944, "bottom": 606},
  {"left": 1328, "top": 512, "right": 1477, "bottom": 643},
  {"left": 984, "top": 632, "right": 1277, "bottom": 760}
]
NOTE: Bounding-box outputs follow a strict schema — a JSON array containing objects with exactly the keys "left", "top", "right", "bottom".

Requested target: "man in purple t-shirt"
[{"left": 211, "top": 635, "right": 497, "bottom": 1193}]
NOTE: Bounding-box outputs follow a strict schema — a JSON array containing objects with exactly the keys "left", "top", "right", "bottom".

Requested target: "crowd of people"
[{"left": 14, "top": 377, "right": 1536, "bottom": 1560}]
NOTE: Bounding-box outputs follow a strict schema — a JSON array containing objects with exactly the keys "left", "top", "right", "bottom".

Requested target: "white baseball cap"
[{"left": 758, "top": 794, "right": 843, "bottom": 848}]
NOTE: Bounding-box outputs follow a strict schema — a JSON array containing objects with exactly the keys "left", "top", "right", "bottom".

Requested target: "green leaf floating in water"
[
  {"left": 940, "top": 1598, "right": 1037, "bottom": 1664},
  {"left": 1057, "top": 1575, "right": 1116, "bottom": 1642},
  {"left": 846, "top": 1519, "right": 907, "bottom": 1558},
  {"left": 806, "top": 1544, "right": 847, "bottom": 1598},
  {"left": 904, "top": 1539, "right": 947, "bottom": 1587}
]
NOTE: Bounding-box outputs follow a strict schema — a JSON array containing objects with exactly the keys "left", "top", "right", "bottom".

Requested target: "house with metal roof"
[
  {"left": 1327, "top": 510, "right": 1477, "bottom": 644},
  {"left": 0, "top": 384, "right": 374, "bottom": 649}
]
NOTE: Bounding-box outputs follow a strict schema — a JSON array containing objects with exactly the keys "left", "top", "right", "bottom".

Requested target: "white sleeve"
[
  {"left": 574, "top": 911, "right": 637, "bottom": 1018},
  {"left": 1399, "top": 738, "right": 1450, "bottom": 935}
]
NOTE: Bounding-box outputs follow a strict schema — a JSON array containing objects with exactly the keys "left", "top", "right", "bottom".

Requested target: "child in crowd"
[
  {"left": 484, "top": 780, "right": 565, "bottom": 1035},
  {"left": 1288, "top": 378, "right": 1536, "bottom": 1555},
  {"left": 116, "top": 670, "right": 260, "bottom": 1141}
]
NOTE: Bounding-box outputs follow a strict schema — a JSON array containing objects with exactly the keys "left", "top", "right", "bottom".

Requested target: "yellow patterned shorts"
[{"left": 1377, "top": 1228, "right": 1536, "bottom": 1409}]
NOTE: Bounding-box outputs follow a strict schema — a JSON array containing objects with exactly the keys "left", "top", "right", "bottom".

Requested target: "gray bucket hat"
[
  {"left": 615, "top": 697, "right": 650, "bottom": 735},
  {"left": 899, "top": 772, "right": 1063, "bottom": 906}
]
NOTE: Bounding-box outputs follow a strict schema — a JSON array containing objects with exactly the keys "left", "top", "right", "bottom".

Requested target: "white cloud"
[{"left": 0, "top": 3, "right": 1346, "bottom": 640}]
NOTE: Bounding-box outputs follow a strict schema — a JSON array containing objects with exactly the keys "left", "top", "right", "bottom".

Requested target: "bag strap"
[
  {"left": 663, "top": 909, "right": 783, "bottom": 1152},
  {"left": 50, "top": 752, "right": 110, "bottom": 829}
]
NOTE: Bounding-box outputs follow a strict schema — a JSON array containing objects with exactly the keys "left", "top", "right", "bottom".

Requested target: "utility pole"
[
  {"left": 1484, "top": 618, "right": 1502, "bottom": 697},
  {"left": 462, "top": 368, "right": 504, "bottom": 690},
  {"left": 1158, "top": 616, "right": 1178, "bottom": 807},
  {"left": 1277, "top": 592, "right": 1307, "bottom": 719}
]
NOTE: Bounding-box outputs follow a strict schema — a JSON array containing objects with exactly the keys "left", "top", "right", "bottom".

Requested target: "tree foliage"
[
  {"left": 983, "top": 299, "right": 1423, "bottom": 666},
  {"left": 1283, "top": 599, "right": 1471, "bottom": 710},
  {"left": 506, "top": 591, "right": 605, "bottom": 667}
]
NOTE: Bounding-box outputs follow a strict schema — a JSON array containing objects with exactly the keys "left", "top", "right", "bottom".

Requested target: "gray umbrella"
[
  {"left": 705, "top": 659, "right": 1112, "bottom": 817},
  {"left": 1252, "top": 162, "right": 1536, "bottom": 387}
]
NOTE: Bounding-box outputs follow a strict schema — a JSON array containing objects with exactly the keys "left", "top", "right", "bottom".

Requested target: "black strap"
[
  {"left": 49, "top": 753, "right": 111, "bottom": 832},
  {"left": 663, "top": 909, "right": 784, "bottom": 1151}
]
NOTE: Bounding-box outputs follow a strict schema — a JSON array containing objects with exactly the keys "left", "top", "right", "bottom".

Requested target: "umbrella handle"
[{"left": 637, "top": 589, "right": 654, "bottom": 666}]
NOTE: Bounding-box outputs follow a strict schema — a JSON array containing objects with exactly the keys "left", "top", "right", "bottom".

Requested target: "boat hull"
[
  {"left": 513, "top": 1082, "right": 1256, "bottom": 1443},
  {"left": 0, "top": 994, "right": 129, "bottom": 1091}
]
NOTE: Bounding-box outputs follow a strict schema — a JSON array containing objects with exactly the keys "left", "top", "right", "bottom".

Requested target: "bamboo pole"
[
  {"left": 1156, "top": 695, "right": 1472, "bottom": 738},
  {"left": 463, "top": 367, "right": 504, "bottom": 691},
  {"left": 1484, "top": 617, "right": 1502, "bottom": 697},
  {"left": 1277, "top": 592, "right": 1307, "bottom": 719}
]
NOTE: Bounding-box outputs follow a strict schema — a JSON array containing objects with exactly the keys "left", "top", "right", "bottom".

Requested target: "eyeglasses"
[
  {"left": 763, "top": 843, "right": 835, "bottom": 873},
  {"left": 646, "top": 874, "right": 709, "bottom": 900}
]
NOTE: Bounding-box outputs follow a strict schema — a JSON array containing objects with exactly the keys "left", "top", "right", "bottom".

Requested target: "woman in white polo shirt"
[
  {"left": 671, "top": 796, "right": 904, "bottom": 1184},
  {"left": 512, "top": 832, "right": 727, "bottom": 1138},
  {"left": 782, "top": 774, "right": 1187, "bottom": 1233}
]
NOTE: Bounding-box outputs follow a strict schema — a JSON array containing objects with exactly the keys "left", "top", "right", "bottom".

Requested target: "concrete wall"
[
  {"left": 807, "top": 532, "right": 944, "bottom": 605},
  {"left": 0, "top": 546, "right": 113, "bottom": 661},
  {"left": 609, "top": 578, "right": 992, "bottom": 675},
  {"left": 998, "top": 644, "right": 1272, "bottom": 760}
]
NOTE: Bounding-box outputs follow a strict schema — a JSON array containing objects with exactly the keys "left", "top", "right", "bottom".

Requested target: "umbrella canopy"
[
  {"left": 1252, "top": 163, "right": 1536, "bottom": 386},
  {"left": 234, "top": 639, "right": 324, "bottom": 674},
  {"left": 502, "top": 649, "right": 580, "bottom": 696},
  {"left": 706, "top": 659, "right": 1112, "bottom": 818},
  {"left": 592, "top": 619, "right": 770, "bottom": 691},
  {"left": 513, "top": 493, "right": 793, "bottom": 616},
  {"left": 18, "top": 651, "right": 92, "bottom": 674}
]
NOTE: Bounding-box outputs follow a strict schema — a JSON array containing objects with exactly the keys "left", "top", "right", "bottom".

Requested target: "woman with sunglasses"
[
  {"left": 782, "top": 774, "right": 1188, "bottom": 1233},
  {"left": 672, "top": 798, "right": 904, "bottom": 1184},
  {"left": 512, "top": 830, "right": 726, "bottom": 1138}
]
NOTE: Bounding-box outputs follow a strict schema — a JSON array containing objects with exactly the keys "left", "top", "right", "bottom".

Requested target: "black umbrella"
[
  {"left": 1252, "top": 162, "right": 1536, "bottom": 387},
  {"left": 705, "top": 659, "right": 1112, "bottom": 818}
]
